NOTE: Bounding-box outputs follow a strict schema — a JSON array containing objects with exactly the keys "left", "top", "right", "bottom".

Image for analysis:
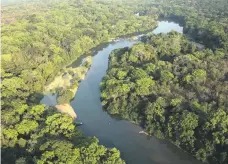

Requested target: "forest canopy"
[
  {"left": 1, "top": 0, "right": 228, "bottom": 163},
  {"left": 101, "top": 32, "right": 228, "bottom": 164},
  {"left": 101, "top": 1, "right": 228, "bottom": 163},
  {"left": 1, "top": 0, "right": 158, "bottom": 163}
]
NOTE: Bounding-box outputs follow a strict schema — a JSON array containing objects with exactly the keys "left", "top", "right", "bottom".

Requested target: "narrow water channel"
[{"left": 41, "top": 21, "right": 202, "bottom": 164}]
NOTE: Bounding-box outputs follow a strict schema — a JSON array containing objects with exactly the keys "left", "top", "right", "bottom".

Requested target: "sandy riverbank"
[
  {"left": 42, "top": 56, "right": 92, "bottom": 118},
  {"left": 55, "top": 104, "right": 77, "bottom": 118}
]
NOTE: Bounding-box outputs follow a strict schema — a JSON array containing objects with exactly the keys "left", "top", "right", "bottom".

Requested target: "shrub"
[{"left": 57, "top": 89, "right": 74, "bottom": 104}]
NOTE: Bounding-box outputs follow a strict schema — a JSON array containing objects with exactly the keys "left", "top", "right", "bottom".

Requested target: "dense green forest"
[
  {"left": 139, "top": 0, "right": 228, "bottom": 52},
  {"left": 1, "top": 0, "right": 158, "bottom": 163},
  {"left": 101, "top": 0, "right": 228, "bottom": 163},
  {"left": 101, "top": 32, "right": 228, "bottom": 163},
  {"left": 1, "top": 0, "right": 157, "bottom": 106},
  {"left": 1, "top": 0, "right": 228, "bottom": 163}
]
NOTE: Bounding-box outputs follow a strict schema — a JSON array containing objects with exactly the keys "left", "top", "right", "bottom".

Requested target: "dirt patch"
[{"left": 55, "top": 104, "right": 77, "bottom": 119}]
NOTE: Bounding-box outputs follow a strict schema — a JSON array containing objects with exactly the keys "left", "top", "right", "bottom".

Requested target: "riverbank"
[
  {"left": 41, "top": 56, "right": 92, "bottom": 118},
  {"left": 44, "top": 56, "right": 92, "bottom": 94},
  {"left": 55, "top": 104, "right": 77, "bottom": 118},
  {"left": 69, "top": 21, "right": 203, "bottom": 164},
  {"left": 40, "top": 20, "right": 203, "bottom": 163},
  {"left": 41, "top": 24, "right": 159, "bottom": 118},
  {"left": 68, "top": 25, "right": 158, "bottom": 68}
]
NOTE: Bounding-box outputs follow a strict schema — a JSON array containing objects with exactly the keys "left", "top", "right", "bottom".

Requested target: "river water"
[{"left": 41, "top": 21, "right": 202, "bottom": 164}]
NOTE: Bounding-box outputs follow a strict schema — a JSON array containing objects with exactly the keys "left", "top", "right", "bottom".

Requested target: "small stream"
[{"left": 41, "top": 21, "right": 202, "bottom": 164}]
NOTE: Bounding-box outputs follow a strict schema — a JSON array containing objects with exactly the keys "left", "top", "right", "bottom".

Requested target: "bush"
[{"left": 57, "top": 89, "right": 74, "bottom": 104}]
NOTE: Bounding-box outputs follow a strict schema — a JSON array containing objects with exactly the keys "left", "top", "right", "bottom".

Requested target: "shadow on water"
[
  {"left": 104, "top": 113, "right": 123, "bottom": 121},
  {"left": 68, "top": 42, "right": 112, "bottom": 68}
]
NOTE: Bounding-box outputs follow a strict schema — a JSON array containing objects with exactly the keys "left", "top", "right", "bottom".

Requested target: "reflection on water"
[{"left": 153, "top": 21, "right": 183, "bottom": 34}]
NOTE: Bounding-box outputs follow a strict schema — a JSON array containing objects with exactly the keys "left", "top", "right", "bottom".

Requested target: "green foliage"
[
  {"left": 135, "top": 77, "right": 154, "bottom": 96},
  {"left": 2, "top": 0, "right": 228, "bottom": 163},
  {"left": 131, "top": 68, "right": 149, "bottom": 81},
  {"left": 1, "top": 104, "right": 125, "bottom": 164},
  {"left": 16, "top": 119, "right": 39, "bottom": 135},
  {"left": 57, "top": 89, "right": 74, "bottom": 104},
  {"left": 3, "top": 0, "right": 164, "bottom": 162},
  {"left": 159, "top": 0, "right": 228, "bottom": 52},
  {"left": 44, "top": 113, "right": 75, "bottom": 138},
  {"left": 1, "top": 0, "right": 158, "bottom": 110},
  {"left": 116, "top": 70, "right": 128, "bottom": 80},
  {"left": 2, "top": 128, "right": 19, "bottom": 147},
  {"left": 101, "top": 32, "right": 228, "bottom": 164},
  {"left": 37, "top": 140, "right": 82, "bottom": 164}
]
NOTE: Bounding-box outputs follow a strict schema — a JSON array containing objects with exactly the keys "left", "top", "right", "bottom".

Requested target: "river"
[{"left": 41, "top": 21, "right": 202, "bottom": 164}]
